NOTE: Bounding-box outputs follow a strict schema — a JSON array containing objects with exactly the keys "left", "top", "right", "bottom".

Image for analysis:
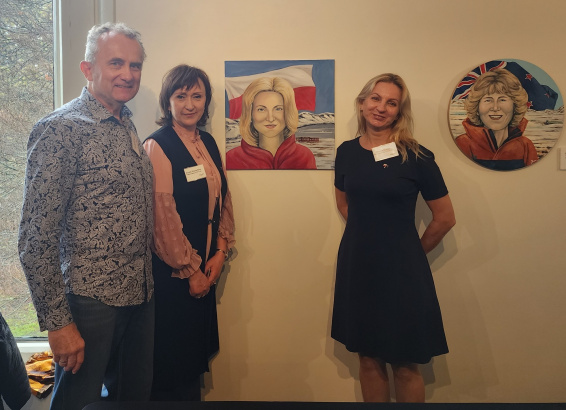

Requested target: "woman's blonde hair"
[
  {"left": 239, "top": 77, "right": 299, "bottom": 146},
  {"left": 464, "top": 69, "right": 528, "bottom": 128},
  {"left": 355, "top": 73, "right": 420, "bottom": 162}
]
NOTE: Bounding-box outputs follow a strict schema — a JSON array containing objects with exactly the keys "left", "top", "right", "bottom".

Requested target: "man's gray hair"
[{"left": 84, "top": 22, "right": 146, "bottom": 63}]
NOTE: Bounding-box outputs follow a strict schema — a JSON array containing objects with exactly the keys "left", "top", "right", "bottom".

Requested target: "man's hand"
[{"left": 48, "top": 322, "right": 85, "bottom": 374}]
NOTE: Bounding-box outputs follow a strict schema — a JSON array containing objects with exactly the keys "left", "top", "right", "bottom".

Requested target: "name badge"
[
  {"left": 372, "top": 142, "right": 399, "bottom": 162},
  {"left": 184, "top": 164, "right": 206, "bottom": 182}
]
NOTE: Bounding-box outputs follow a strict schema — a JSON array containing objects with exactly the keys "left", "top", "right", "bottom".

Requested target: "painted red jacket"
[
  {"left": 226, "top": 135, "right": 317, "bottom": 170},
  {"left": 455, "top": 118, "right": 538, "bottom": 170}
]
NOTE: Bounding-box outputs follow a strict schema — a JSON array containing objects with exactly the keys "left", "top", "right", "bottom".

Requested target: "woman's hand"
[
  {"left": 204, "top": 251, "right": 225, "bottom": 286},
  {"left": 335, "top": 188, "right": 348, "bottom": 220},
  {"left": 188, "top": 270, "right": 210, "bottom": 298},
  {"left": 421, "top": 194, "right": 456, "bottom": 254}
]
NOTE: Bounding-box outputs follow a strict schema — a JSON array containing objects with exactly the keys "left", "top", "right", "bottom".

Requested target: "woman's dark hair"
[{"left": 157, "top": 64, "right": 212, "bottom": 127}]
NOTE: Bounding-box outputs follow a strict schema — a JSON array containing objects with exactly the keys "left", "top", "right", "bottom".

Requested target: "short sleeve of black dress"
[
  {"left": 334, "top": 141, "right": 348, "bottom": 192},
  {"left": 414, "top": 146, "right": 448, "bottom": 201}
]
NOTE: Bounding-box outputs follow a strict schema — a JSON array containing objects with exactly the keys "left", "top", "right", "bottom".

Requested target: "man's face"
[{"left": 81, "top": 32, "right": 143, "bottom": 117}]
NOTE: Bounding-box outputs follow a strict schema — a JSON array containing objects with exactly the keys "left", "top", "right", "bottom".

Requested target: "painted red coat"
[
  {"left": 226, "top": 135, "right": 317, "bottom": 170},
  {"left": 455, "top": 117, "right": 538, "bottom": 170}
]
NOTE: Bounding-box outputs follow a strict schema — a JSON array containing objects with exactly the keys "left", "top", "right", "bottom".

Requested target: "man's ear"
[{"left": 80, "top": 61, "right": 93, "bottom": 81}]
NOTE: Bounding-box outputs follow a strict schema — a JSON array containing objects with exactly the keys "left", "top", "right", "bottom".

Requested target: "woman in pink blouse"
[{"left": 143, "top": 65, "right": 235, "bottom": 401}]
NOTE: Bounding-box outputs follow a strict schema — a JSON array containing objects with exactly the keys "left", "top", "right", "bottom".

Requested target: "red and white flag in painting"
[{"left": 225, "top": 65, "right": 316, "bottom": 119}]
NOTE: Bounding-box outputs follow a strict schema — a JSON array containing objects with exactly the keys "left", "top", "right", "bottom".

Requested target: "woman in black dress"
[
  {"left": 143, "top": 65, "right": 235, "bottom": 401},
  {"left": 333, "top": 73, "right": 455, "bottom": 402}
]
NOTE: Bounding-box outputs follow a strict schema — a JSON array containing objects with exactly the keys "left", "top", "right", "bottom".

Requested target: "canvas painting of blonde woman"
[{"left": 225, "top": 60, "right": 335, "bottom": 170}]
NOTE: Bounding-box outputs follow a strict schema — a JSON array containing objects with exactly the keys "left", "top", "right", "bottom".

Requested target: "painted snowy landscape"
[{"left": 226, "top": 112, "right": 335, "bottom": 170}]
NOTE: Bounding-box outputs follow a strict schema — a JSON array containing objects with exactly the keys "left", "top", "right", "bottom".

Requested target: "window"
[{"left": 0, "top": 0, "right": 54, "bottom": 338}]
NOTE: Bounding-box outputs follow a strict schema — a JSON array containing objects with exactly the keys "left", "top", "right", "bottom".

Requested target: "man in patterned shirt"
[{"left": 18, "top": 23, "right": 154, "bottom": 410}]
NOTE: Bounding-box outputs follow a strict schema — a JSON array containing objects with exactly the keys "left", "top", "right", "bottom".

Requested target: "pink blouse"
[{"left": 143, "top": 128, "right": 235, "bottom": 279}]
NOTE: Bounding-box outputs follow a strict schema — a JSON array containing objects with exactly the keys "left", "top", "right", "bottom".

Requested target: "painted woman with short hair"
[
  {"left": 455, "top": 68, "right": 538, "bottom": 170},
  {"left": 332, "top": 73, "right": 455, "bottom": 402}
]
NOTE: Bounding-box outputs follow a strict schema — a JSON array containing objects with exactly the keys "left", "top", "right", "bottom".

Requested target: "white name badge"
[
  {"left": 372, "top": 142, "right": 399, "bottom": 162},
  {"left": 184, "top": 164, "right": 206, "bottom": 182}
]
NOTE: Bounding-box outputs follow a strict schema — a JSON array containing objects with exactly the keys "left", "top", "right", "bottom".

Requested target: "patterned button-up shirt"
[{"left": 18, "top": 88, "right": 154, "bottom": 332}]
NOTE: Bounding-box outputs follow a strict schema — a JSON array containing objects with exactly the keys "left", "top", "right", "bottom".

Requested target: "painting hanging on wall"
[
  {"left": 449, "top": 59, "right": 563, "bottom": 171},
  {"left": 225, "top": 59, "right": 335, "bottom": 170}
]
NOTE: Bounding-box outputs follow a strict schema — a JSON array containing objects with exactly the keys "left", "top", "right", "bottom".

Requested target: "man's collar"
[{"left": 79, "top": 87, "right": 132, "bottom": 122}]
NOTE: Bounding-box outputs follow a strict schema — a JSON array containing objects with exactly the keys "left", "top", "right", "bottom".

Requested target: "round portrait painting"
[{"left": 449, "top": 59, "right": 563, "bottom": 171}]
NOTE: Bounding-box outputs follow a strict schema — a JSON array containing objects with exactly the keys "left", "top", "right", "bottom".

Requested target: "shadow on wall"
[
  {"left": 416, "top": 163, "right": 500, "bottom": 401},
  {"left": 128, "top": 85, "right": 160, "bottom": 140},
  {"left": 203, "top": 172, "right": 254, "bottom": 400},
  {"left": 203, "top": 245, "right": 244, "bottom": 398},
  {"left": 204, "top": 171, "right": 339, "bottom": 400}
]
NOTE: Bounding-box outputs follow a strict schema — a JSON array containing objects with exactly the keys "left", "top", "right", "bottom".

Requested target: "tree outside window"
[{"left": 0, "top": 0, "right": 53, "bottom": 338}]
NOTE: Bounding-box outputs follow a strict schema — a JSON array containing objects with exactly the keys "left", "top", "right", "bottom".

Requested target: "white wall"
[{"left": 51, "top": 0, "right": 566, "bottom": 404}]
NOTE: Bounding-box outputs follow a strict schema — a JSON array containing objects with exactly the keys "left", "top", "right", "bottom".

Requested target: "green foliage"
[
  {"left": 0, "top": 0, "right": 53, "bottom": 338},
  {"left": 1, "top": 297, "right": 45, "bottom": 337}
]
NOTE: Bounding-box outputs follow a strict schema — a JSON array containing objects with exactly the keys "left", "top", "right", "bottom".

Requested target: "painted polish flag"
[{"left": 225, "top": 65, "right": 316, "bottom": 119}]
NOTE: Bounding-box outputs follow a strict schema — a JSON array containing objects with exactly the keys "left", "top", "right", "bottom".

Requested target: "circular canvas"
[{"left": 449, "top": 59, "right": 563, "bottom": 171}]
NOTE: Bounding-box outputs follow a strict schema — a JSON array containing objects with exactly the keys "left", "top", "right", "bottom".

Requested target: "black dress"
[
  {"left": 145, "top": 126, "right": 227, "bottom": 393},
  {"left": 332, "top": 138, "right": 449, "bottom": 364}
]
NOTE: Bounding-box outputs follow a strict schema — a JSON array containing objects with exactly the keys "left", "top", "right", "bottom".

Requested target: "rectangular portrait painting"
[{"left": 225, "top": 60, "right": 335, "bottom": 170}]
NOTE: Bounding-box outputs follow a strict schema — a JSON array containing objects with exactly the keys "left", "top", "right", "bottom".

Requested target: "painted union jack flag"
[
  {"left": 452, "top": 60, "right": 559, "bottom": 111},
  {"left": 452, "top": 61, "right": 507, "bottom": 100}
]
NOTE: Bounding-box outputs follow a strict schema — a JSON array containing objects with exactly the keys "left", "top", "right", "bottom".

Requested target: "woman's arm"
[
  {"left": 143, "top": 139, "right": 203, "bottom": 275},
  {"left": 335, "top": 187, "right": 348, "bottom": 221},
  {"left": 205, "top": 162, "right": 235, "bottom": 286},
  {"left": 144, "top": 138, "right": 211, "bottom": 298},
  {"left": 217, "top": 187, "right": 235, "bottom": 250},
  {"left": 204, "top": 236, "right": 227, "bottom": 286},
  {"left": 420, "top": 194, "right": 456, "bottom": 254}
]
